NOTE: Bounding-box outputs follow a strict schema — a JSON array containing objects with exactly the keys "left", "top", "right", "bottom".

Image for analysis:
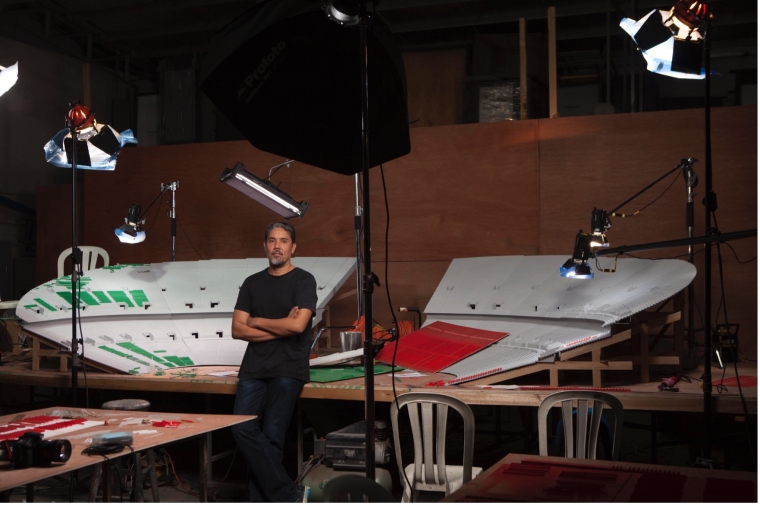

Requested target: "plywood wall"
[
  {"left": 403, "top": 49, "right": 467, "bottom": 128},
  {"left": 47, "top": 105, "right": 756, "bottom": 355}
]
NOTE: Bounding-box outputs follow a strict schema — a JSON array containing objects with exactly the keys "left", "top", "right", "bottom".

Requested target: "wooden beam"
[
  {"left": 548, "top": 6, "right": 557, "bottom": 118},
  {"left": 519, "top": 17, "right": 528, "bottom": 120}
]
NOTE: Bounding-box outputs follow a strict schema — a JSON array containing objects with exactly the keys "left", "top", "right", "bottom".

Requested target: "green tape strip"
[
  {"left": 108, "top": 291, "right": 134, "bottom": 307},
  {"left": 33, "top": 298, "right": 57, "bottom": 312},
  {"left": 129, "top": 290, "right": 149, "bottom": 307},
  {"left": 92, "top": 291, "right": 111, "bottom": 303}
]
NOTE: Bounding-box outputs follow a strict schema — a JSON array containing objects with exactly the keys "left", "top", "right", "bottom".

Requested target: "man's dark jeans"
[{"left": 232, "top": 376, "right": 304, "bottom": 502}]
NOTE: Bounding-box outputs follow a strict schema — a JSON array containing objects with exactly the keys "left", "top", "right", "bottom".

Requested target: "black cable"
[
  {"left": 723, "top": 241, "right": 756, "bottom": 264},
  {"left": 379, "top": 164, "right": 396, "bottom": 335},
  {"left": 144, "top": 195, "right": 164, "bottom": 232},
  {"left": 265, "top": 159, "right": 293, "bottom": 181},
  {"left": 617, "top": 245, "right": 708, "bottom": 262},
  {"left": 369, "top": 7, "right": 413, "bottom": 498},
  {"left": 140, "top": 187, "right": 168, "bottom": 220},
  {"left": 609, "top": 170, "right": 682, "bottom": 218},
  {"left": 177, "top": 218, "right": 204, "bottom": 260}
]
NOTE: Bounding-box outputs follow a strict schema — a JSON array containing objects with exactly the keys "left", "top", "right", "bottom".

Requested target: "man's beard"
[{"left": 269, "top": 255, "right": 284, "bottom": 266}]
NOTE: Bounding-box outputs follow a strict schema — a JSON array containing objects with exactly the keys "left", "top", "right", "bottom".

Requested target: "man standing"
[{"left": 231, "top": 222, "right": 316, "bottom": 502}]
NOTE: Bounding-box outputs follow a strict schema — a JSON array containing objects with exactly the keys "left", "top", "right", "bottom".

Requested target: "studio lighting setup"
[
  {"left": 44, "top": 102, "right": 137, "bottom": 408},
  {"left": 44, "top": 104, "right": 137, "bottom": 170},
  {"left": 220, "top": 161, "right": 308, "bottom": 219},
  {"left": 0, "top": 62, "right": 18, "bottom": 97},
  {"left": 114, "top": 204, "right": 146, "bottom": 244},
  {"left": 559, "top": 232, "right": 595, "bottom": 279},
  {"left": 115, "top": 182, "right": 180, "bottom": 261},
  {"left": 620, "top": 0, "right": 706, "bottom": 79}
]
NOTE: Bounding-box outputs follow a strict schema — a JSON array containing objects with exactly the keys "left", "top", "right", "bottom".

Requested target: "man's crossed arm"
[{"left": 231, "top": 306, "right": 313, "bottom": 343}]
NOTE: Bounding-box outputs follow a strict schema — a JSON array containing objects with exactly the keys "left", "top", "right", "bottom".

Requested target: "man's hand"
[
  {"left": 232, "top": 309, "right": 277, "bottom": 342},
  {"left": 247, "top": 306, "right": 313, "bottom": 337},
  {"left": 247, "top": 306, "right": 299, "bottom": 328}
]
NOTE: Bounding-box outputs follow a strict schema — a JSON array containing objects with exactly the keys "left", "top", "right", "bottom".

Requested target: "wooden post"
[
  {"left": 548, "top": 7, "right": 558, "bottom": 118},
  {"left": 519, "top": 18, "right": 528, "bottom": 120}
]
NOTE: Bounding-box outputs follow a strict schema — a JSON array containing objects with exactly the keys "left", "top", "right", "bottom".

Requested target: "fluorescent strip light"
[{"left": 220, "top": 162, "right": 308, "bottom": 219}]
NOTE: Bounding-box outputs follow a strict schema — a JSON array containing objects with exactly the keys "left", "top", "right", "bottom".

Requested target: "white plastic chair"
[
  {"left": 390, "top": 392, "right": 482, "bottom": 502},
  {"left": 57, "top": 246, "right": 110, "bottom": 278},
  {"left": 537, "top": 391, "right": 624, "bottom": 460}
]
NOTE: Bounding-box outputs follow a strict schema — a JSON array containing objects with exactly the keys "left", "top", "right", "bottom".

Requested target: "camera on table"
[{"left": 0, "top": 432, "right": 72, "bottom": 469}]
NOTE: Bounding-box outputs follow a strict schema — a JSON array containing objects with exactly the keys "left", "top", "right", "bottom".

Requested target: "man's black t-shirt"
[{"left": 234, "top": 267, "right": 317, "bottom": 382}]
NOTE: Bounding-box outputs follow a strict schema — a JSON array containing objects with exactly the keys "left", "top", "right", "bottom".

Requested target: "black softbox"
[{"left": 201, "top": 0, "right": 411, "bottom": 175}]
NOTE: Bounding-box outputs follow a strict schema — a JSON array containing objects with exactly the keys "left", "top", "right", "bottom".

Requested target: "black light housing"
[
  {"left": 326, "top": 0, "right": 360, "bottom": 25},
  {"left": 560, "top": 232, "right": 595, "bottom": 279}
]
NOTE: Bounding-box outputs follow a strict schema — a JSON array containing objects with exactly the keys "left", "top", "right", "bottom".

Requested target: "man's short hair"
[{"left": 264, "top": 222, "right": 296, "bottom": 243}]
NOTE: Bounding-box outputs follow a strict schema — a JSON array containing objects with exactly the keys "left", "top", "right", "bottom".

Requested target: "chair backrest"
[
  {"left": 537, "top": 391, "right": 624, "bottom": 460},
  {"left": 322, "top": 474, "right": 394, "bottom": 502},
  {"left": 57, "top": 246, "right": 110, "bottom": 278},
  {"left": 390, "top": 392, "right": 476, "bottom": 495}
]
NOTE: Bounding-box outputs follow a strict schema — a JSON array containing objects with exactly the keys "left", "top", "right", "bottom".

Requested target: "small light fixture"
[
  {"left": 115, "top": 204, "right": 146, "bottom": 244},
  {"left": 620, "top": 0, "right": 707, "bottom": 79},
  {"left": 0, "top": 62, "right": 18, "bottom": 97},
  {"left": 220, "top": 161, "right": 308, "bottom": 219},
  {"left": 559, "top": 232, "right": 595, "bottom": 279},
  {"left": 325, "top": 0, "right": 360, "bottom": 26}
]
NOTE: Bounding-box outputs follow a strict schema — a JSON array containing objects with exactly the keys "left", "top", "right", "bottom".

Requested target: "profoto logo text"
[{"left": 237, "top": 42, "right": 287, "bottom": 102}]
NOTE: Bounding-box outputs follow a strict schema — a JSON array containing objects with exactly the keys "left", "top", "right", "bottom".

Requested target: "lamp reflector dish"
[{"left": 115, "top": 226, "right": 146, "bottom": 244}]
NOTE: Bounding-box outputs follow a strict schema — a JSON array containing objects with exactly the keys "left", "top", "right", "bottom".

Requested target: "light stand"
[
  {"left": 683, "top": 161, "right": 698, "bottom": 368},
  {"left": 700, "top": 12, "right": 715, "bottom": 464},
  {"left": 358, "top": 2, "right": 378, "bottom": 479},
  {"left": 68, "top": 115, "right": 81, "bottom": 408},
  {"left": 620, "top": 0, "right": 718, "bottom": 461},
  {"left": 162, "top": 182, "right": 179, "bottom": 262}
]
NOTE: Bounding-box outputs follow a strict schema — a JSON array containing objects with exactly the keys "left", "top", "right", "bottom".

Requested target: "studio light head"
[
  {"left": 559, "top": 232, "right": 595, "bottom": 279},
  {"left": 44, "top": 103, "right": 137, "bottom": 171},
  {"left": 325, "top": 0, "right": 361, "bottom": 26},
  {"left": 0, "top": 62, "right": 18, "bottom": 98},
  {"left": 220, "top": 162, "right": 308, "bottom": 219},
  {"left": 620, "top": 0, "right": 708, "bottom": 79},
  {"left": 114, "top": 204, "right": 146, "bottom": 244}
]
